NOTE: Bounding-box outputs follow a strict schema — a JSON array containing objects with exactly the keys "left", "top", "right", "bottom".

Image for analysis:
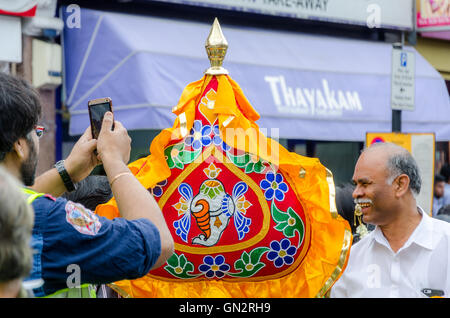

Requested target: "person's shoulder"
[{"left": 31, "top": 193, "right": 61, "bottom": 211}]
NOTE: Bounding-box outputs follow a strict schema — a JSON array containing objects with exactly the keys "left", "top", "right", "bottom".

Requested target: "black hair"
[
  {"left": 440, "top": 164, "right": 450, "bottom": 183},
  {"left": 335, "top": 182, "right": 356, "bottom": 230},
  {"left": 435, "top": 174, "right": 446, "bottom": 184},
  {"left": 62, "top": 175, "right": 113, "bottom": 211},
  {"left": 0, "top": 72, "right": 42, "bottom": 160}
]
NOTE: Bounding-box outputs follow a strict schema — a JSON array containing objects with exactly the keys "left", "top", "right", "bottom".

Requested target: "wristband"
[
  {"left": 109, "top": 172, "right": 133, "bottom": 188},
  {"left": 54, "top": 160, "right": 76, "bottom": 192}
]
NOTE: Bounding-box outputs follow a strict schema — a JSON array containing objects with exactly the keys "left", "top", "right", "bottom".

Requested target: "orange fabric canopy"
[{"left": 96, "top": 74, "right": 352, "bottom": 298}]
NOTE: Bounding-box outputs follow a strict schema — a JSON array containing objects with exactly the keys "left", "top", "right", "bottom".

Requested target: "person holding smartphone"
[{"left": 0, "top": 72, "right": 174, "bottom": 297}]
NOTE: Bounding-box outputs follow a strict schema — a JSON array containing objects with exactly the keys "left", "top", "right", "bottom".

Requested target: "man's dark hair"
[
  {"left": 336, "top": 182, "right": 355, "bottom": 229},
  {"left": 387, "top": 151, "right": 422, "bottom": 196},
  {"left": 0, "top": 72, "right": 42, "bottom": 161},
  {"left": 435, "top": 174, "right": 446, "bottom": 184},
  {"left": 62, "top": 175, "right": 113, "bottom": 211},
  {"left": 440, "top": 164, "right": 450, "bottom": 183}
]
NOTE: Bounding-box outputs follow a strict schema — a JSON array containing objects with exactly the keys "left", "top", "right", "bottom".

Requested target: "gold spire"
[{"left": 205, "top": 18, "right": 229, "bottom": 75}]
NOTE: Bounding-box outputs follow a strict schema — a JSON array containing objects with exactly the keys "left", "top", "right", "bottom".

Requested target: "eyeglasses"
[{"left": 35, "top": 125, "right": 45, "bottom": 139}]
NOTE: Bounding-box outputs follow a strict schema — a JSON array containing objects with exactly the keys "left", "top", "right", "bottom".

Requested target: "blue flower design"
[
  {"left": 212, "top": 124, "right": 231, "bottom": 152},
  {"left": 198, "top": 255, "right": 230, "bottom": 278},
  {"left": 260, "top": 172, "right": 288, "bottom": 201},
  {"left": 149, "top": 179, "right": 168, "bottom": 197},
  {"left": 185, "top": 120, "right": 212, "bottom": 150},
  {"left": 266, "top": 238, "right": 296, "bottom": 268}
]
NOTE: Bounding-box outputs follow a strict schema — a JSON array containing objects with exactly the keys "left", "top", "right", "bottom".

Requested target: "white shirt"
[{"left": 331, "top": 207, "right": 450, "bottom": 298}]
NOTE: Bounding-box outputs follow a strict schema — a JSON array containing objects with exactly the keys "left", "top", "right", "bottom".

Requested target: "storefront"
[
  {"left": 415, "top": 0, "right": 450, "bottom": 174},
  {"left": 60, "top": 1, "right": 450, "bottom": 184}
]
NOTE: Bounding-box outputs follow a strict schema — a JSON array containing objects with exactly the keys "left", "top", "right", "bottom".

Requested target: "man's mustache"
[{"left": 354, "top": 198, "right": 373, "bottom": 205}]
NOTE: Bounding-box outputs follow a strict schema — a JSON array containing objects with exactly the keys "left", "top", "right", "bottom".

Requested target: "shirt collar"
[
  {"left": 410, "top": 206, "right": 434, "bottom": 250},
  {"left": 371, "top": 206, "right": 433, "bottom": 252}
]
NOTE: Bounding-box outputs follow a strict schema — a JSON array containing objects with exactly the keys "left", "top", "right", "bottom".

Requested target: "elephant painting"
[{"left": 173, "top": 163, "right": 252, "bottom": 246}]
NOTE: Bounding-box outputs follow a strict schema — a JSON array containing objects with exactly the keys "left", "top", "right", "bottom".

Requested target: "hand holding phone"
[
  {"left": 96, "top": 112, "right": 131, "bottom": 166},
  {"left": 88, "top": 97, "right": 114, "bottom": 139}
]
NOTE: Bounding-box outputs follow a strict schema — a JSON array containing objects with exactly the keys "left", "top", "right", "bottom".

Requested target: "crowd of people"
[
  {"left": 1, "top": 71, "right": 450, "bottom": 298},
  {"left": 0, "top": 72, "right": 173, "bottom": 298}
]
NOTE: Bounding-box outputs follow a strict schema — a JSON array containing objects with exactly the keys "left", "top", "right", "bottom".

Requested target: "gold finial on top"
[{"left": 205, "top": 18, "right": 229, "bottom": 75}]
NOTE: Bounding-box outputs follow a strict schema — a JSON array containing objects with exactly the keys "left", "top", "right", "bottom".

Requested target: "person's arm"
[
  {"left": 31, "top": 127, "right": 99, "bottom": 197},
  {"left": 35, "top": 196, "right": 164, "bottom": 296},
  {"left": 96, "top": 112, "right": 174, "bottom": 269}
]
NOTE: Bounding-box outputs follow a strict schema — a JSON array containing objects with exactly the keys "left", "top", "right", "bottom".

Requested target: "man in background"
[
  {"left": 433, "top": 174, "right": 446, "bottom": 217},
  {"left": 441, "top": 163, "right": 450, "bottom": 206},
  {"left": 331, "top": 143, "right": 450, "bottom": 298}
]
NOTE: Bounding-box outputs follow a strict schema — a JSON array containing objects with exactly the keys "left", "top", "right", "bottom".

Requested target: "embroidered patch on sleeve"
[{"left": 65, "top": 201, "right": 102, "bottom": 236}]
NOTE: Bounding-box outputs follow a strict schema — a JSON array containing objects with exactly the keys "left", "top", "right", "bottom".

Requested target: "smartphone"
[{"left": 88, "top": 97, "right": 114, "bottom": 139}]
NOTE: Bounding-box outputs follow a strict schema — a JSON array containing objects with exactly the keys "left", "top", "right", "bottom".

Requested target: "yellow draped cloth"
[{"left": 96, "top": 74, "right": 352, "bottom": 298}]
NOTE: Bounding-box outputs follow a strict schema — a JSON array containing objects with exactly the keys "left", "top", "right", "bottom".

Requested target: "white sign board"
[
  {"left": 0, "top": 15, "right": 22, "bottom": 63},
  {"left": 391, "top": 49, "right": 415, "bottom": 111},
  {"left": 156, "top": 0, "right": 414, "bottom": 30}
]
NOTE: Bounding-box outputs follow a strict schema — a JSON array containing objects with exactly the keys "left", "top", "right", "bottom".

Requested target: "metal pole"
[{"left": 392, "top": 41, "right": 403, "bottom": 133}]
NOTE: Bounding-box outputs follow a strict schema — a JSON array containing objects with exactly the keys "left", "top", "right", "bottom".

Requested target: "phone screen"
[{"left": 89, "top": 102, "right": 112, "bottom": 139}]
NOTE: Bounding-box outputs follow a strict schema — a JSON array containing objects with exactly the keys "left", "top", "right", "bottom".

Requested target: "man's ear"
[
  {"left": 12, "top": 138, "right": 27, "bottom": 160},
  {"left": 395, "top": 174, "right": 410, "bottom": 198}
]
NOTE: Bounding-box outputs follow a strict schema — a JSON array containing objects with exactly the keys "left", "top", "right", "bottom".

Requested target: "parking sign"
[{"left": 391, "top": 48, "right": 415, "bottom": 111}]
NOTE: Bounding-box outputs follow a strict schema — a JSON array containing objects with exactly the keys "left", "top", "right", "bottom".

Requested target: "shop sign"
[
  {"left": 264, "top": 76, "right": 363, "bottom": 118},
  {"left": 153, "top": 0, "right": 413, "bottom": 30},
  {"left": 417, "top": 0, "right": 450, "bottom": 31}
]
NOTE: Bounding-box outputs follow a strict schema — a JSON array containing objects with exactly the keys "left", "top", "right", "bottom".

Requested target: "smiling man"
[{"left": 331, "top": 142, "right": 450, "bottom": 298}]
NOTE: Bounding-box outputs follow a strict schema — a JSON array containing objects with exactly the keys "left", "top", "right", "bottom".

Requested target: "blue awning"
[{"left": 62, "top": 7, "right": 450, "bottom": 141}]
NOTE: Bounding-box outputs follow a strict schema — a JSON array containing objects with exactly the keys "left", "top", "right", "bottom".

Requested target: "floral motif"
[
  {"left": 266, "top": 239, "right": 297, "bottom": 268},
  {"left": 212, "top": 124, "right": 231, "bottom": 152},
  {"left": 172, "top": 197, "right": 189, "bottom": 216},
  {"left": 185, "top": 120, "right": 212, "bottom": 151},
  {"left": 173, "top": 183, "right": 193, "bottom": 242},
  {"left": 203, "top": 162, "right": 222, "bottom": 179},
  {"left": 227, "top": 152, "right": 269, "bottom": 174},
  {"left": 165, "top": 142, "right": 200, "bottom": 170},
  {"left": 198, "top": 255, "right": 230, "bottom": 278},
  {"left": 244, "top": 155, "right": 267, "bottom": 174},
  {"left": 164, "top": 253, "right": 199, "bottom": 279},
  {"left": 230, "top": 247, "right": 269, "bottom": 278},
  {"left": 149, "top": 180, "right": 167, "bottom": 197},
  {"left": 235, "top": 196, "right": 252, "bottom": 215},
  {"left": 165, "top": 143, "right": 184, "bottom": 169},
  {"left": 271, "top": 201, "right": 304, "bottom": 240},
  {"left": 260, "top": 172, "right": 288, "bottom": 201}
]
